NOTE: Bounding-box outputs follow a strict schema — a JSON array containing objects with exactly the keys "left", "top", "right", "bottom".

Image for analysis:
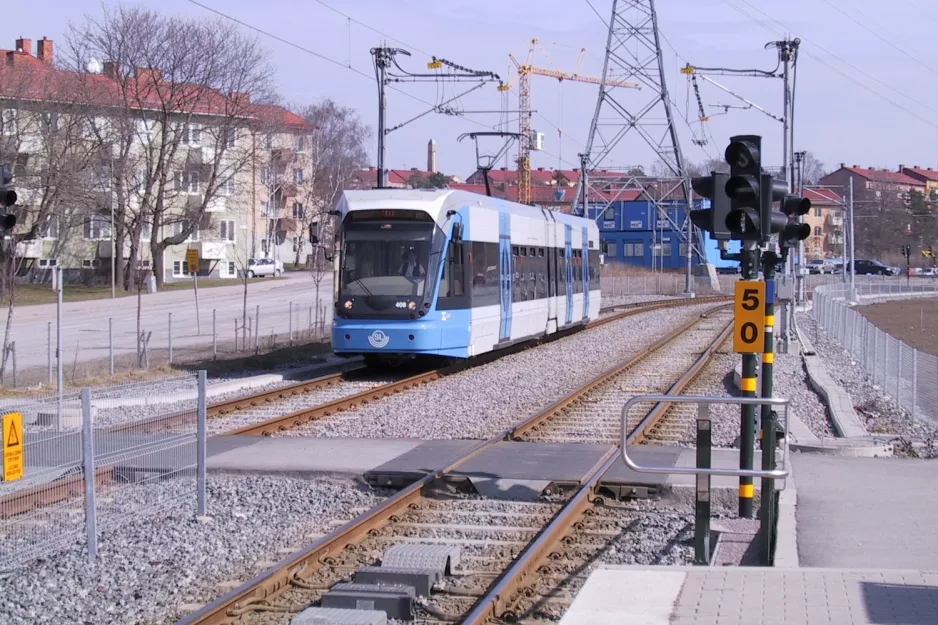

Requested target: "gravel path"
[
  {"left": 797, "top": 311, "right": 938, "bottom": 457},
  {"left": 280, "top": 302, "right": 724, "bottom": 440},
  {"left": 0, "top": 474, "right": 390, "bottom": 625}
]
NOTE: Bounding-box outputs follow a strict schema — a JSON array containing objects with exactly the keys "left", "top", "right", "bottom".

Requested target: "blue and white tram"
[{"left": 329, "top": 188, "right": 601, "bottom": 363}]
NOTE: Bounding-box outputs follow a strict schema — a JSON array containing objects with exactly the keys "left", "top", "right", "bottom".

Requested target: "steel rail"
[
  {"left": 175, "top": 301, "right": 731, "bottom": 625},
  {"left": 459, "top": 309, "right": 733, "bottom": 624}
]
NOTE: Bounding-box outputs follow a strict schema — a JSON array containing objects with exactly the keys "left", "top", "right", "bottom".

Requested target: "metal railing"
[
  {"left": 813, "top": 281, "right": 938, "bottom": 421},
  {"left": 0, "top": 371, "right": 208, "bottom": 569},
  {"left": 621, "top": 395, "right": 791, "bottom": 566}
]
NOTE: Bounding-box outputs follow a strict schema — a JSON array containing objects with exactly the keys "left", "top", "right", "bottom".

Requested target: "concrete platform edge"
[{"left": 773, "top": 462, "right": 799, "bottom": 568}]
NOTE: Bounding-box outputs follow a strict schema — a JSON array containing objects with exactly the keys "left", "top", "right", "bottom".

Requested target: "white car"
[
  {"left": 806, "top": 259, "right": 834, "bottom": 274},
  {"left": 246, "top": 258, "right": 284, "bottom": 278}
]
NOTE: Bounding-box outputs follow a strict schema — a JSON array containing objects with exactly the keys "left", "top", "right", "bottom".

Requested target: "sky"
[{"left": 6, "top": 0, "right": 938, "bottom": 185}]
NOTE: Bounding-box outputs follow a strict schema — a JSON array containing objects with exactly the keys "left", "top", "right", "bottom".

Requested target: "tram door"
[{"left": 498, "top": 235, "right": 512, "bottom": 342}]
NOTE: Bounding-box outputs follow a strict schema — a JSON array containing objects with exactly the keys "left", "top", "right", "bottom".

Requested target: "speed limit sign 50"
[{"left": 733, "top": 280, "right": 765, "bottom": 354}]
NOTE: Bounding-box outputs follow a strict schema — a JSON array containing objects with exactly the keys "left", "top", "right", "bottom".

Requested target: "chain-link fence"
[
  {"left": 812, "top": 281, "right": 938, "bottom": 421},
  {"left": 4, "top": 297, "right": 332, "bottom": 389},
  {"left": 0, "top": 372, "right": 207, "bottom": 569}
]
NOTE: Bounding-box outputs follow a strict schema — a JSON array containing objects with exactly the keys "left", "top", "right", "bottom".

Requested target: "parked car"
[
  {"left": 716, "top": 265, "right": 740, "bottom": 275},
  {"left": 245, "top": 258, "right": 284, "bottom": 278},
  {"left": 837, "top": 259, "right": 899, "bottom": 276},
  {"left": 806, "top": 259, "right": 834, "bottom": 274}
]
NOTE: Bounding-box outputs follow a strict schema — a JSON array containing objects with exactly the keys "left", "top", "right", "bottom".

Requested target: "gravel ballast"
[
  {"left": 797, "top": 311, "right": 938, "bottom": 457},
  {"left": 282, "top": 302, "right": 725, "bottom": 440},
  {"left": 0, "top": 474, "right": 389, "bottom": 625}
]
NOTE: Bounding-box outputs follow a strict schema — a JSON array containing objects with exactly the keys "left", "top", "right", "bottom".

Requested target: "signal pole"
[
  {"left": 759, "top": 249, "right": 779, "bottom": 558},
  {"left": 739, "top": 242, "right": 760, "bottom": 519}
]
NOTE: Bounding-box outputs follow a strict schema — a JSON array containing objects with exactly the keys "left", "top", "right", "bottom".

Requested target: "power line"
[
  {"left": 185, "top": 0, "right": 508, "bottom": 135},
  {"left": 815, "top": 0, "right": 938, "bottom": 80},
  {"left": 311, "top": 0, "right": 432, "bottom": 57},
  {"left": 720, "top": 0, "right": 938, "bottom": 128}
]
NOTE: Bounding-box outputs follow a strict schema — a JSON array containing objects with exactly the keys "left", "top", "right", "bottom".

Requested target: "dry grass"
[{"left": 600, "top": 262, "right": 687, "bottom": 278}]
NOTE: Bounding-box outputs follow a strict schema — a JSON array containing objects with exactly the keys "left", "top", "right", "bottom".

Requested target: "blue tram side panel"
[{"left": 330, "top": 188, "right": 600, "bottom": 363}]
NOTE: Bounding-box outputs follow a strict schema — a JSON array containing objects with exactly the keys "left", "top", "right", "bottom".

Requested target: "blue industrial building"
[{"left": 587, "top": 199, "right": 707, "bottom": 269}]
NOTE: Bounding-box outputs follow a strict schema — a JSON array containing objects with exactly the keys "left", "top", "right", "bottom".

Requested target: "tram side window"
[
  {"left": 512, "top": 246, "right": 521, "bottom": 304},
  {"left": 536, "top": 247, "right": 546, "bottom": 298},
  {"left": 471, "top": 241, "right": 499, "bottom": 307},
  {"left": 438, "top": 239, "right": 468, "bottom": 310},
  {"left": 573, "top": 249, "right": 582, "bottom": 294},
  {"left": 589, "top": 249, "right": 600, "bottom": 286}
]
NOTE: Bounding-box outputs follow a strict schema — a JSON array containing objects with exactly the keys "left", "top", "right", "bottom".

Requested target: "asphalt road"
[{"left": 3, "top": 272, "right": 336, "bottom": 374}]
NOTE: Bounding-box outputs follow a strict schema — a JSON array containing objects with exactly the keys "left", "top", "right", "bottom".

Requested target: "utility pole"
[
  {"left": 849, "top": 176, "right": 857, "bottom": 302},
  {"left": 370, "top": 46, "right": 501, "bottom": 192}
]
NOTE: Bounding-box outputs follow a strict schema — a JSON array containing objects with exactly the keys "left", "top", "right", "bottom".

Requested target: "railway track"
[
  {"left": 0, "top": 295, "right": 727, "bottom": 520},
  {"left": 176, "top": 301, "right": 734, "bottom": 625}
]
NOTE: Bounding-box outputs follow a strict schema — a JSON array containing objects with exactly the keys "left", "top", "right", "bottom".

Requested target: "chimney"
[
  {"left": 229, "top": 91, "right": 250, "bottom": 107},
  {"left": 899, "top": 164, "right": 905, "bottom": 171},
  {"left": 5, "top": 52, "right": 13, "bottom": 67},
  {"left": 103, "top": 60, "right": 120, "bottom": 78},
  {"left": 840, "top": 162, "right": 845, "bottom": 169},
  {"left": 410, "top": 167, "right": 418, "bottom": 172},
  {"left": 134, "top": 67, "right": 163, "bottom": 83},
  {"left": 852, "top": 164, "right": 859, "bottom": 169},
  {"left": 500, "top": 167, "right": 506, "bottom": 171},
  {"left": 427, "top": 139, "right": 437, "bottom": 173},
  {"left": 36, "top": 37, "right": 53, "bottom": 64},
  {"left": 15, "top": 38, "right": 32, "bottom": 55}
]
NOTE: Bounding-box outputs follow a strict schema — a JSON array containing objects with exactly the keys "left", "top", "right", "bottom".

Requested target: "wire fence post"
[
  {"left": 254, "top": 305, "right": 260, "bottom": 354},
  {"left": 168, "top": 312, "right": 173, "bottom": 364},
  {"left": 896, "top": 341, "right": 903, "bottom": 409},
  {"left": 289, "top": 301, "right": 294, "bottom": 346},
  {"left": 108, "top": 318, "right": 114, "bottom": 376},
  {"left": 81, "top": 387, "right": 98, "bottom": 561},
  {"left": 197, "top": 370, "right": 207, "bottom": 516},
  {"left": 46, "top": 321, "right": 52, "bottom": 385},
  {"left": 912, "top": 349, "right": 918, "bottom": 419},
  {"left": 212, "top": 309, "right": 217, "bottom": 360}
]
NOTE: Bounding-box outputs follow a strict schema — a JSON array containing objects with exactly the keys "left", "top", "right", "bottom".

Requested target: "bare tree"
[
  {"left": 0, "top": 49, "right": 107, "bottom": 380},
  {"left": 800, "top": 151, "right": 827, "bottom": 186},
  {"left": 296, "top": 99, "right": 369, "bottom": 339},
  {"left": 67, "top": 3, "right": 275, "bottom": 287}
]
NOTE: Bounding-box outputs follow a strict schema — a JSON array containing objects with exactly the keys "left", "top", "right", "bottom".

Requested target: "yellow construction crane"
[{"left": 505, "top": 38, "right": 641, "bottom": 205}]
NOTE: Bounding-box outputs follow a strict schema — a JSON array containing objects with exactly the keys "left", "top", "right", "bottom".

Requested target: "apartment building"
[
  {"left": 802, "top": 186, "right": 843, "bottom": 259},
  {"left": 0, "top": 36, "right": 314, "bottom": 285}
]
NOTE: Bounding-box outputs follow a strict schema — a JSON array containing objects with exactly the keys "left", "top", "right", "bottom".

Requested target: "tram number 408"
[{"left": 733, "top": 280, "right": 765, "bottom": 354}]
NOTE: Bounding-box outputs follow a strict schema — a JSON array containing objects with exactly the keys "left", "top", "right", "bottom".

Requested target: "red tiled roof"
[
  {"left": 803, "top": 187, "right": 842, "bottom": 205},
  {"left": 901, "top": 166, "right": 938, "bottom": 182},
  {"left": 834, "top": 165, "right": 924, "bottom": 186},
  {"left": 0, "top": 45, "right": 311, "bottom": 130}
]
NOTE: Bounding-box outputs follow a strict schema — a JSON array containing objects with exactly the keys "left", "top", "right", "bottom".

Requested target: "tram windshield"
[{"left": 339, "top": 219, "right": 438, "bottom": 302}]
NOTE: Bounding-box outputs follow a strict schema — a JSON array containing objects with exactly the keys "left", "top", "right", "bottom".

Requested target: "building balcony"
[
  {"left": 193, "top": 240, "right": 229, "bottom": 260},
  {"left": 827, "top": 234, "right": 843, "bottom": 244},
  {"left": 828, "top": 216, "right": 843, "bottom": 227},
  {"left": 16, "top": 239, "right": 43, "bottom": 259},
  {"left": 270, "top": 148, "right": 295, "bottom": 165}
]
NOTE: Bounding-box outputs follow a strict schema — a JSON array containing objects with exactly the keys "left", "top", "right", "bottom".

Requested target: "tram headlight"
[
  {"left": 408, "top": 301, "right": 416, "bottom": 310},
  {"left": 343, "top": 300, "right": 353, "bottom": 310}
]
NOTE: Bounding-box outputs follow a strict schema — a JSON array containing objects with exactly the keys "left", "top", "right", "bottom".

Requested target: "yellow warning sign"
[
  {"left": 2, "top": 412, "right": 24, "bottom": 482},
  {"left": 186, "top": 248, "right": 200, "bottom": 274}
]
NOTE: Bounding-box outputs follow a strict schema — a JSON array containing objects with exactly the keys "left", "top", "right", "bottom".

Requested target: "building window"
[
  {"left": 293, "top": 169, "right": 304, "bottom": 183},
  {"left": 814, "top": 207, "right": 822, "bottom": 217},
  {"left": 1, "top": 109, "right": 18, "bottom": 135},
  {"left": 38, "top": 258, "right": 58, "bottom": 267},
  {"left": 604, "top": 240, "right": 618, "bottom": 257},
  {"left": 603, "top": 207, "right": 614, "bottom": 220},
  {"left": 172, "top": 261, "right": 191, "bottom": 277},
  {"left": 141, "top": 219, "right": 153, "bottom": 242},
  {"left": 292, "top": 202, "right": 304, "bottom": 219},
  {"left": 814, "top": 226, "right": 822, "bottom": 236},
  {"left": 294, "top": 134, "right": 307, "bottom": 152},
  {"left": 227, "top": 261, "right": 236, "bottom": 276},
  {"left": 172, "top": 220, "right": 199, "bottom": 241},
  {"left": 82, "top": 259, "right": 99, "bottom": 268},
  {"left": 44, "top": 216, "right": 59, "bottom": 240},
  {"left": 260, "top": 239, "right": 269, "bottom": 254},
  {"left": 177, "top": 171, "right": 200, "bottom": 195},
  {"left": 180, "top": 123, "right": 201, "bottom": 146},
  {"left": 219, "top": 220, "right": 235, "bottom": 242},
  {"left": 223, "top": 175, "right": 236, "bottom": 196},
  {"left": 224, "top": 128, "right": 236, "bottom": 148},
  {"left": 261, "top": 166, "right": 270, "bottom": 186},
  {"left": 83, "top": 215, "right": 111, "bottom": 241}
]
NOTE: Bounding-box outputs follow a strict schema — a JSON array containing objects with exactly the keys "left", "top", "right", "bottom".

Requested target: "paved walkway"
[
  {"left": 559, "top": 566, "right": 938, "bottom": 624},
  {"left": 793, "top": 454, "right": 938, "bottom": 569}
]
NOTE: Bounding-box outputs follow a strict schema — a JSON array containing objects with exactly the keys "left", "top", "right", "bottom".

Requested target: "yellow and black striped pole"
[
  {"left": 760, "top": 250, "right": 779, "bottom": 564},
  {"left": 738, "top": 246, "right": 760, "bottom": 519}
]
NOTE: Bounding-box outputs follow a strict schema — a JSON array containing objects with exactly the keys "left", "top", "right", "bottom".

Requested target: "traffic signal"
[
  {"left": 0, "top": 166, "right": 16, "bottom": 232},
  {"left": 775, "top": 194, "right": 811, "bottom": 248},
  {"left": 723, "top": 135, "right": 787, "bottom": 242},
  {"left": 689, "top": 171, "right": 731, "bottom": 241}
]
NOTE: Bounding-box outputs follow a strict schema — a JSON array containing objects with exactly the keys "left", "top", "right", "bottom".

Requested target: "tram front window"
[{"left": 339, "top": 220, "right": 437, "bottom": 313}]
